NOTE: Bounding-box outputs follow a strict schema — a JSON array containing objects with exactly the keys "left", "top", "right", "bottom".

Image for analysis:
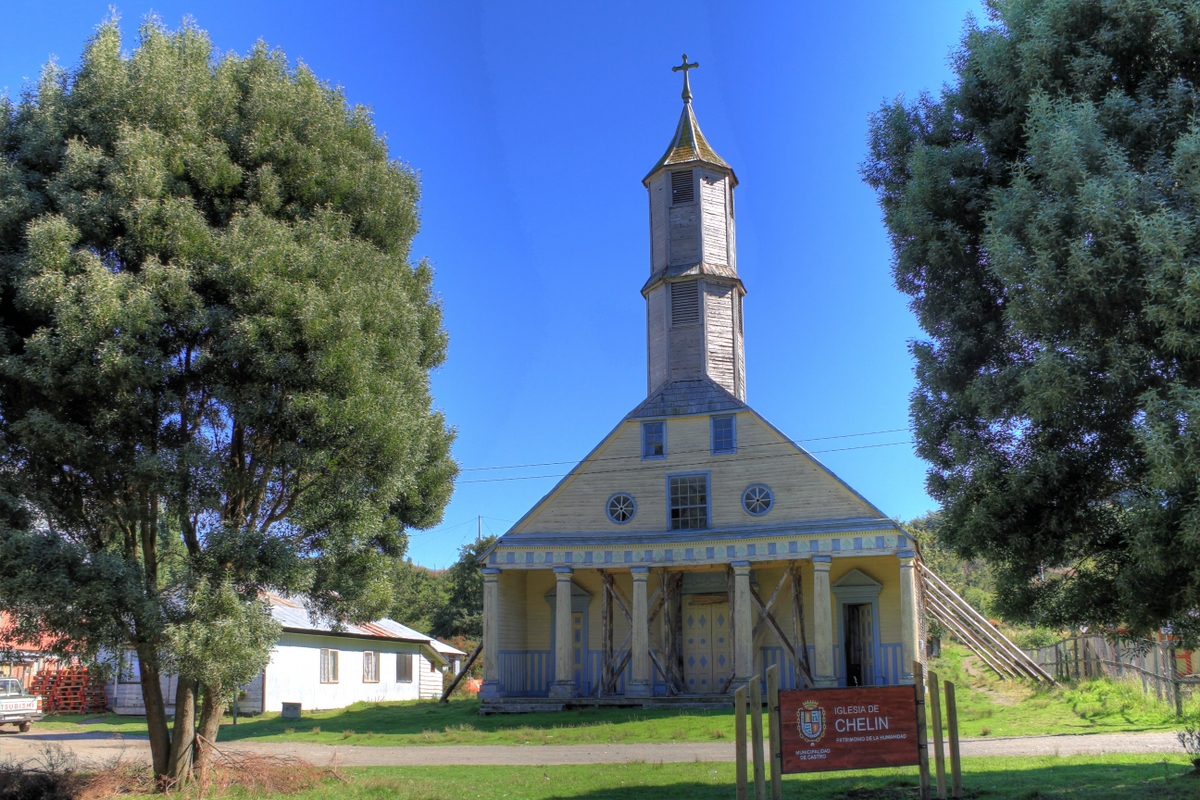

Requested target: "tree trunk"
[
  {"left": 193, "top": 683, "right": 225, "bottom": 775},
  {"left": 167, "top": 677, "right": 198, "bottom": 784},
  {"left": 135, "top": 643, "right": 172, "bottom": 781}
]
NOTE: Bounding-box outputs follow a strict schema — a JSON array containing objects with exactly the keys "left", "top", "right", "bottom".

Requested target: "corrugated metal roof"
[
  {"left": 644, "top": 102, "right": 732, "bottom": 183},
  {"left": 262, "top": 593, "right": 461, "bottom": 657}
]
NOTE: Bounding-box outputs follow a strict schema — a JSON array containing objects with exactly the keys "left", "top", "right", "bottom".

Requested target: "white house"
[{"left": 107, "top": 593, "right": 465, "bottom": 715}]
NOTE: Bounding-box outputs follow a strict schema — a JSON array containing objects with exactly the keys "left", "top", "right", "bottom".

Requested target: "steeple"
[{"left": 641, "top": 56, "right": 745, "bottom": 401}]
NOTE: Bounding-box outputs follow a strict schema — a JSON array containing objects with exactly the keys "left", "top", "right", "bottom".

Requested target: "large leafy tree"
[
  {"left": 864, "top": 0, "right": 1200, "bottom": 645},
  {"left": 0, "top": 17, "right": 456, "bottom": 782}
]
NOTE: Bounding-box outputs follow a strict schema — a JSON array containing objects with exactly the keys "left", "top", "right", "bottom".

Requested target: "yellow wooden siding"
[
  {"left": 497, "top": 570, "right": 528, "bottom": 652},
  {"left": 513, "top": 411, "right": 877, "bottom": 534},
  {"left": 524, "top": 570, "right": 556, "bottom": 651}
]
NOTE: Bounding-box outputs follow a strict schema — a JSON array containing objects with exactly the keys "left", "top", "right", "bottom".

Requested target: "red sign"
[{"left": 778, "top": 686, "right": 919, "bottom": 773}]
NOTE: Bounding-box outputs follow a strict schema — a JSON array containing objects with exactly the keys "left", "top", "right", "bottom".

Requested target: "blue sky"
[{"left": 2, "top": 1, "right": 985, "bottom": 568}]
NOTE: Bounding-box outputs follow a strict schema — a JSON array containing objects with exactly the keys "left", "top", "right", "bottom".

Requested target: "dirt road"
[{"left": 0, "top": 730, "right": 1183, "bottom": 767}]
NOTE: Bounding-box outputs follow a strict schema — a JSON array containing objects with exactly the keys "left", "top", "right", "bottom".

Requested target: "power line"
[
  {"left": 456, "top": 427, "right": 909, "bottom": 474},
  {"left": 456, "top": 439, "right": 914, "bottom": 485}
]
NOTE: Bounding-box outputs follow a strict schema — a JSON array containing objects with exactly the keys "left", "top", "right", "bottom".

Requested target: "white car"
[{"left": 0, "top": 677, "right": 42, "bottom": 733}]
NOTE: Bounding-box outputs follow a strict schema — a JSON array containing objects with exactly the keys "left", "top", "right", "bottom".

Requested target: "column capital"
[
  {"left": 630, "top": 566, "right": 650, "bottom": 576},
  {"left": 812, "top": 555, "right": 832, "bottom": 570},
  {"left": 482, "top": 567, "right": 502, "bottom": 577},
  {"left": 898, "top": 550, "right": 916, "bottom": 563},
  {"left": 552, "top": 566, "right": 574, "bottom": 575},
  {"left": 731, "top": 561, "right": 751, "bottom": 575}
]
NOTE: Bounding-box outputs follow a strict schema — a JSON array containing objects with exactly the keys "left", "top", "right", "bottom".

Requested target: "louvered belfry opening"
[
  {"left": 670, "top": 280, "right": 700, "bottom": 326},
  {"left": 671, "top": 169, "right": 695, "bottom": 204}
]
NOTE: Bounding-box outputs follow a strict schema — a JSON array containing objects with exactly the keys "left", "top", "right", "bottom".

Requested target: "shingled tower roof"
[{"left": 643, "top": 56, "right": 735, "bottom": 185}]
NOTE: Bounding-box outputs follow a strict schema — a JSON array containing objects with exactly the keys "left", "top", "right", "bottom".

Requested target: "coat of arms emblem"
[{"left": 796, "top": 700, "right": 826, "bottom": 743}]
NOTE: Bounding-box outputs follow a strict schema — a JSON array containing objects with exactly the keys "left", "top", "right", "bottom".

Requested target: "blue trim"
[
  {"left": 710, "top": 414, "right": 737, "bottom": 454},
  {"left": 482, "top": 568, "right": 502, "bottom": 575},
  {"left": 630, "top": 566, "right": 650, "bottom": 574},
  {"left": 665, "top": 470, "right": 711, "bottom": 530},
  {"left": 641, "top": 420, "right": 667, "bottom": 460},
  {"left": 553, "top": 566, "right": 574, "bottom": 574},
  {"left": 493, "top": 516, "right": 897, "bottom": 548},
  {"left": 605, "top": 492, "right": 637, "bottom": 525},
  {"left": 812, "top": 555, "right": 832, "bottom": 563},
  {"left": 742, "top": 483, "right": 773, "bottom": 516},
  {"left": 730, "top": 560, "right": 751, "bottom": 568},
  {"left": 898, "top": 550, "right": 916, "bottom": 558}
]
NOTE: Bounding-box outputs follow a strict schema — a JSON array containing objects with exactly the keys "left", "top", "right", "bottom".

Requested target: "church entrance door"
[
  {"left": 683, "top": 595, "right": 731, "bottom": 694},
  {"left": 843, "top": 603, "right": 875, "bottom": 687}
]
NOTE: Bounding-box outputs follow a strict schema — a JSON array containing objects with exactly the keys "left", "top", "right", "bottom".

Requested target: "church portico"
[{"left": 477, "top": 60, "right": 922, "bottom": 713}]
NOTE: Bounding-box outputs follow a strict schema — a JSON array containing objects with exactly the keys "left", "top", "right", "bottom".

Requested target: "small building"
[
  {"left": 107, "top": 594, "right": 464, "bottom": 715},
  {"left": 477, "top": 67, "right": 924, "bottom": 711}
]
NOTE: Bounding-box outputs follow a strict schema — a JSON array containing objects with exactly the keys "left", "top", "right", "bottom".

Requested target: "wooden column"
[
  {"left": 733, "top": 561, "right": 754, "bottom": 688},
  {"left": 899, "top": 550, "right": 918, "bottom": 683},
  {"left": 479, "top": 567, "right": 502, "bottom": 700},
  {"left": 811, "top": 556, "right": 836, "bottom": 687},
  {"left": 628, "top": 567, "right": 652, "bottom": 697},
  {"left": 549, "top": 567, "right": 578, "bottom": 698}
]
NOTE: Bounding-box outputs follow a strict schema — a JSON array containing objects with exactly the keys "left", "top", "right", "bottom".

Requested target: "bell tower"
[{"left": 642, "top": 56, "right": 745, "bottom": 401}]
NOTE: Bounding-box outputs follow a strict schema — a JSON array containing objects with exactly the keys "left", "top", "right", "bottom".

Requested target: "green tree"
[
  {"left": 390, "top": 559, "right": 447, "bottom": 635},
  {"left": 864, "top": 0, "right": 1200, "bottom": 646},
  {"left": 431, "top": 536, "right": 496, "bottom": 640},
  {"left": 0, "top": 16, "right": 456, "bottom": 783}
]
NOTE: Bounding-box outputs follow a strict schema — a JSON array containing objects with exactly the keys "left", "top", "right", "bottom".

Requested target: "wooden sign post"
[
  {"left": 750, "top": 676, "right": 765, "bottom": 800},
  {"left": 945, "top": 680, "right": 963, "bottom": 799},
  {"left": 913, "top": 663, "right": 931, "bottom": 800},
  {"left": 735, "top": 685, "right": 748, "bottom": 800},
  {"left": 928, "top": 670, "right": 946, "bottom": 799},
  {"left": 766, "top": 665, "right": 782, "bottom": 800}
]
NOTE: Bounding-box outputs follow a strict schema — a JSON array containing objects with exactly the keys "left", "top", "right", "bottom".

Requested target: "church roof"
[
  {"left": 644, "top": 102, "right": 733, "bottom": 183},
  {"left": 626, "top": 377, "right": 748, "bottom": 419}
]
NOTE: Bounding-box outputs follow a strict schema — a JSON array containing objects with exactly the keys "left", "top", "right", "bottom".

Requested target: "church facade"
[{"left": 478, "top": 67, "right": 920, "bottom": 710}]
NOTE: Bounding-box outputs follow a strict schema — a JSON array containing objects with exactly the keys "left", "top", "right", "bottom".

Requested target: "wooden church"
[{"left": 477, "top": 63, "right": 924, "bottom": 711}]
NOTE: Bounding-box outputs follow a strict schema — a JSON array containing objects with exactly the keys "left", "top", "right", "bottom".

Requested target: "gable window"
[
  {"left": 669, "top": 474, "right": 709, "bottom": 530},
  {"left": 320, "top": 649, "right": 339, "bottom": 684},
  {"left": 363, "top": 651, "right": 380, "bottom": 683},
  {"left": 743, "top": 484, "right": 773, "bottom": 516},
  {"left": 607, "top": 493, "right": 636, "bottom": 524},
  {"left": 711, "top": 415, "right": 736, "bottom": 454},
  {"left": 671, "top": 169, "right": 694, "bottom": 204},
  {"left": 642, "top": 421, "right": 665, "bottom": 459},
  {"left": 396, "top": 652, "right": 413, "bottom": 683},
  {"left": 670, "top": 281, "right": 700, "bottom": 326}
]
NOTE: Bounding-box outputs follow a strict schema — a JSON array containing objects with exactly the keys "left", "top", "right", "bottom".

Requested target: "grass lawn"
[
  {"left": 36, "top": 644, "right": 1199, "bottom": 747},
  {"left": 213, "top": 755, "right": 1199, "bottom": 799}
]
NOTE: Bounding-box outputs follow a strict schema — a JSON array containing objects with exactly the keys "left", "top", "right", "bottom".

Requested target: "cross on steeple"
[{"left": 672, "top": 54, "right": 699, "bottom": 103}]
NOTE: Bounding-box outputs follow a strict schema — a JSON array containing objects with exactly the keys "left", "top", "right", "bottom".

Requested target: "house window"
[
  {"left": 397, "top": 653, "right": 413, "bottom": 683},
  {"left": 320, "top": 649, "right": 339, "bottom": 683},
  {"left": 118, "top": 650, "right": 140, "bottom": 684},
  {"left": 671, "top": 169, "right": 694, "bottom": 204},
  {"left": 669, "top": 474, "right": 709, "bottom": 530},
  {"left": 711, "top": 415, "right": 736, "bottom": 454},
  {"left": 642, "top": 421, "right": 665, "bottom": 459},
  {"left": 363, "top": 651, "right": 380, "bottom": 683},
  {"left": 670, "top": 281, "right": 700, "bottom": 326}
]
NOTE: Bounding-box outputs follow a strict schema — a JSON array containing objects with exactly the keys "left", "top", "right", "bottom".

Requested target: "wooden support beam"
[
  {"left": 789, "top": 564, "right": 814, "bottom": 688},
  {"left": 924, "top": 595, "right": 1017, "bottom": 680},
  {"left": 439, "top": 643, "right": 482, "bottom": 703},
  {"left": 921, "top": 566, "right": 1055, "bottom": 683},
  {"left": 923, "top": 586, "right": 1029, "bottom": 680}
]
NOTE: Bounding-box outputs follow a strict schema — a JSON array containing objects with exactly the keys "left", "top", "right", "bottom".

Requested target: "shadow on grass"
[{"left": 214, "top": 698, "right": 728, "bottom": 743}]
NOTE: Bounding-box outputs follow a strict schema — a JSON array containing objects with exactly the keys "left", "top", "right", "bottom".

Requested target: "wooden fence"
[{"left": 1024, "top": 635, "right": 1200, "bottom": 716}]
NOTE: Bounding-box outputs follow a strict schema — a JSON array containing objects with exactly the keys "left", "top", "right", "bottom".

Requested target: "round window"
[
  {"left": 742, "top": 484, "right": 773, "bottom": 516},
  {"left": 606, "top": 493, "right": 636, "bottom": 524}
]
